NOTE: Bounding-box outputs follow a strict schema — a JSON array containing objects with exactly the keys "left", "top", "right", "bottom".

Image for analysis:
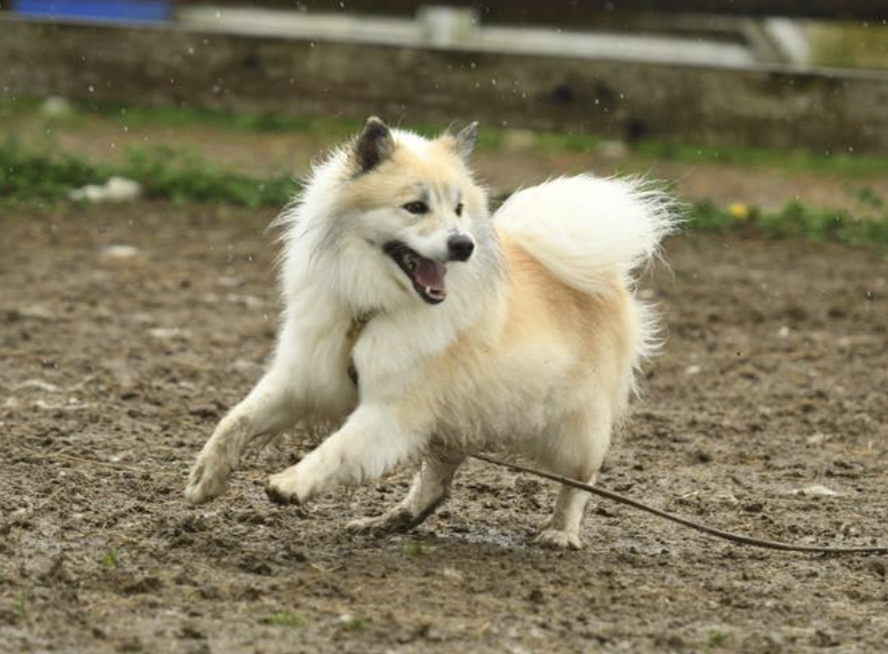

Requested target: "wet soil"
[{"left": 2, "top": 203, "right": 888, "bottom": 653}]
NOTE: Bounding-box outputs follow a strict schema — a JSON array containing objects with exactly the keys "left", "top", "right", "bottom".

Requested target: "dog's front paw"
[
  {"left": 184, "top": 455, "right": 231, "bottom": 505},
  {"left": 535, "top": 529, "right": 583, "bottom": 550},
  {"left": 265, "top": 469, "right": 311, "bottom": 506}
]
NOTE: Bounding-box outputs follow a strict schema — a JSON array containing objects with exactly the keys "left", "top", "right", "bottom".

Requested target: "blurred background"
[{"left": 2, "top": 0, "right": 888, "bottom": 219}]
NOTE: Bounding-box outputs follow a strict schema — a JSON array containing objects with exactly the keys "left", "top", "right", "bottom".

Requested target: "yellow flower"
[{"left": 728, "top": 202, "right": 750, "bottom": 221}]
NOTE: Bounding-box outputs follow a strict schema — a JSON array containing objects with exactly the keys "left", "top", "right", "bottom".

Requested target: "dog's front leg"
[
  {"left": 265, "top": 402, "right": 427, "bottom": 505},
  {"left": 185, "top": 373, "right": 296, "bottom": 505}
]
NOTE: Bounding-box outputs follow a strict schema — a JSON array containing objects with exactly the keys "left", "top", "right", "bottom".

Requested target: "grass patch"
[
  {"left": 707, "top": 630, "right": 730, "bottom": 648},
  {"left": 641, "top": 140, "right": 888, "bottom": 177},
  {"left": 5, "top": 97, "right": 888, "bottom": 177},
  {"left": 123, "top": 145, "right": 297, "bottom": 207},
  {"left": 13, "top": 593, "right": 29, "bottom": 621},
  {"left": 99, "top": 547, "right": 119, "bottom": 567},
  {"left": 3, "top": 139, "right": 888, "bottom": 250},
  {"left": 687, "top": 199, "right": 888, "bottom": 248},
  {"left": 263, "top": 611, "right": 303, "bottom": 628},
  {"left": 401, "top": 541, "right": 433, "bottom": 557},
  {"left": 338, "top": 614, "right": 371, "bottom": 632},
  {"left": 0, "top": 138, "right": 298, "bottom": 211}
]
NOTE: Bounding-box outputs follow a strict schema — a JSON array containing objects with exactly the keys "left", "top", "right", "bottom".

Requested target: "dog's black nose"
[{"left": 447, "top": 235, "right": 475, "bottom": 262}]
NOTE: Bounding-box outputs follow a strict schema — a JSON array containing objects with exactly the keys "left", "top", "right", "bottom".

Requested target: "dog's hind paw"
[
  {"left": 184, "top": 457, "right": 230, "bottom": 505},
  {"left": 265, "top": 470, "right": 309, "bottom": 506},
  {"left": 346, "top": 508, "right": 416, "bottom": 536},
  {"left": 265, "top": 482, "right": 299, "bottom": 506},
  {"left": 535, "top": 529, "right": 583, "bottom": 550}
]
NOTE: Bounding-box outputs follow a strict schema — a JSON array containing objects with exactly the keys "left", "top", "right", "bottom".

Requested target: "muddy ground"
[{"left": 1, "top": 202, "right": 888, "bottom": 654}]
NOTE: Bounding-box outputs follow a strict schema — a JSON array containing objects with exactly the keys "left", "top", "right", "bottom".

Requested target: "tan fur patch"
[
  {"left": 342, "top": 136, "right": 485, "bottom": 222},
  {"left": 499, "top": 232, "right": 632, "bottom": 362}
]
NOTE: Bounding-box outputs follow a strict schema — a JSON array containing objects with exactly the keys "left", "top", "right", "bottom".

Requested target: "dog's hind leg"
[
  {"left": 535, "top": 410, "right": 612, "bottom": 550},
  {"left": 185, "top": 372, "right": 296, "bottom": 505},
  {"left": 346, "top": 447, "right": 464, "bottom": 535}
]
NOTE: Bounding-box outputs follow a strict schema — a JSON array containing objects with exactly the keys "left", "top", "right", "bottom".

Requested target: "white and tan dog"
[{"left": 185, "top": 117, "right": 677, "bottom": 549}]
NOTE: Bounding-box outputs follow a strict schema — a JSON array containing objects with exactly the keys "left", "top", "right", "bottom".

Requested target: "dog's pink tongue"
[{"left": 414, "top": 258, "right": 447, "bottom": 291}]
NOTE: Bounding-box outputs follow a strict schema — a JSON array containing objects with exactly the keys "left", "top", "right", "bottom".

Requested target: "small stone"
[
  {"left": 791, "top": 484, "right": 839, "bottom": 497},
  {"left": 40, "top": 96, "right": 74, "bottom": 118},
  {"left": 15, "top": 379, "right": 62, "bottom": 393},
  {"left": 148, "top": 327, "right": 189, "bottom": 340},
  {"left": 70, "top": 177, "right": 142, "bottom": 203},
  {"left": 100, "top": 245, "right": 144, "bottom": 264}
]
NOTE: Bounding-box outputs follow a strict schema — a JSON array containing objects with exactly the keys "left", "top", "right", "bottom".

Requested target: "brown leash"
[{"left": 470, "top": 453, "right": 888, "bottom": 554}]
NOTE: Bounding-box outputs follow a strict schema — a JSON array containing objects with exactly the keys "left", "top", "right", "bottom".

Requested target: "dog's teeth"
[{"left": 425, "top": 286, "right": 432, "bottom": 295}]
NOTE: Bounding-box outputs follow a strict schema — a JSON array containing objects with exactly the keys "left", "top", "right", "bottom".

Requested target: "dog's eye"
[
  {"left": 403, "top": 201, "right": 429, "bottom": 215},
  {"left": 455, "top": 203, "right": 464, "bottom": 217}
]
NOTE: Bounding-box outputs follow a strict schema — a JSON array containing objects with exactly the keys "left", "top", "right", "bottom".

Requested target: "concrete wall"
[{"left": 2, "top": 17, "right": 888, "bottom": 154}]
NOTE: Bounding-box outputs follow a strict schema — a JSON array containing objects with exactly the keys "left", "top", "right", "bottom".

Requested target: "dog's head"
[{"left": 318, "top": 117, "right": 490, "bottom": 309}]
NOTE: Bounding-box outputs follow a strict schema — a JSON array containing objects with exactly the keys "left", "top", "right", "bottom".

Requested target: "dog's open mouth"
[{"left": 384, "top": 241, "right": 447, "bottom": 304}]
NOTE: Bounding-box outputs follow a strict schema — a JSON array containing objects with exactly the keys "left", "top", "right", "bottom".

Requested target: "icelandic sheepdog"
[{"left": 185, "top": 117, "right": 677, "bottom": 549}]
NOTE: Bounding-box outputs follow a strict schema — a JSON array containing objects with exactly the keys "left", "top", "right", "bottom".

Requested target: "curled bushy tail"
[{"left": 494, "top": 175, "right": 680, "bottom": 294}]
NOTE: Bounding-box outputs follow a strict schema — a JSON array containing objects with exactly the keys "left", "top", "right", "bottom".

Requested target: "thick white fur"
[
  {"left": 185, "top": 123, "right": 678, "bottom": 549},
  {"left": 496, "top": 175, "right": 674, "bottom": 291}
]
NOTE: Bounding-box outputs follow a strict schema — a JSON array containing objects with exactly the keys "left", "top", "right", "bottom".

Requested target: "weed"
[
  {"left": 264, "top": 611, "right": 303, "bottom": 628},
  {"left": 707, "top": 630, "right": 730, "bottom": 648},
  {"left": 0, "top": 140, "right": 298, "bottom": 211},
  {"left": 14, "top": 593, "right": 29, "bottom": 621},
  {"left": 402, "top": 541, "right": 430, "bottom": 557},
  {"left": 99, "top": 547, "right": 119, "bottom": 567},
  {"left": 5, "top": 98, "right": 888, "bottom": 176},
  {"left": 339, "top": 614, "right": 371, "bottom": 632},
  {"left": 3, "top": 140, "right": 888, "bottom": 250},
  {"left": 686, "top": 199, "right": 888, "bottom": 249},
  {"left": 0, "top": 136, "right": 111, "bottom": 208},
  {"left": 122, "top": 145, "right": 296, "bottom": 208}
]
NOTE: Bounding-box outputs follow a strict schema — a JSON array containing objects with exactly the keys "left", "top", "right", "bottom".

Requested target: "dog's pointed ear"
[
  {"left": 354, "top": 116, "right": 394, "bottom": 173},
  {"left": 449, "top": 121, "right": 479, "bottom": 162}
]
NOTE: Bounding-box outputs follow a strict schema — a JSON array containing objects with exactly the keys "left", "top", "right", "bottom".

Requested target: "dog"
[{"left": 185, "top": 117, "right": 677, "bottom": 549}]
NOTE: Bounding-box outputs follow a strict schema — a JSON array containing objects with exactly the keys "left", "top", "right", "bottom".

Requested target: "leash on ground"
[{"left": 469, "top": 453, "right": 888, "bottom": 554}]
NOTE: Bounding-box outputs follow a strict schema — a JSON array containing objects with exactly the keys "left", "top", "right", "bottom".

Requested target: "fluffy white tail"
[{"left": 494, "top": 175, "right": 679, "bottom": 294}]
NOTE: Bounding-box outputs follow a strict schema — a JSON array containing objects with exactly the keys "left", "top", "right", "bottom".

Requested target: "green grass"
[
  {"left": 3, "top": 138, "right": 888, "bottom": 250},
  {"left": 688, "top": 198, "right": 888, "bottom": 248},
  {"left": 401, "top": 541, "right": 432, "bottom": 557},
  {"left": 5, "top": 97, "right": 888, "bottom": 177},
  {"left": 0, "top": 138, "right": 298, "bottom": 211},
  {"left": 99, "top": 547, "right": 119, "bottom": 567},
  {"left": 13, "top": 593, "right": 29, "bottom": 621},
  {"left": 263, "top": 611, "right": 303, "bottom": 628},
  {"left": 633, "top": 139, "right": 888, "bottom": 177},
  {"left": 339, "top": 614, "right": 371, "bottom": 632},
  {"left": 706, "top": 630, "right": 730, "bottom": 648}
]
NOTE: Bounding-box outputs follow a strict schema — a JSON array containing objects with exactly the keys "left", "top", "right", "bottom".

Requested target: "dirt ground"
[{"left": 2, "top": 201, "right": 888, "bottom": 654}]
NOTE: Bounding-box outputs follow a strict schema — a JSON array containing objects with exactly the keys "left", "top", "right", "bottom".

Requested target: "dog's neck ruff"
[{"left": 346, "top": 310, "right": 376, "bottom": 386}]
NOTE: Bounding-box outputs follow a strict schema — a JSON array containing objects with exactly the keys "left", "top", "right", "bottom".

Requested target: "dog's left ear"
[
  {"left": 447, "top": 121, "right": 479, "bottom": 162},
  {"left": 354, "top": 116, "right": 395, "bottom": 173}
]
